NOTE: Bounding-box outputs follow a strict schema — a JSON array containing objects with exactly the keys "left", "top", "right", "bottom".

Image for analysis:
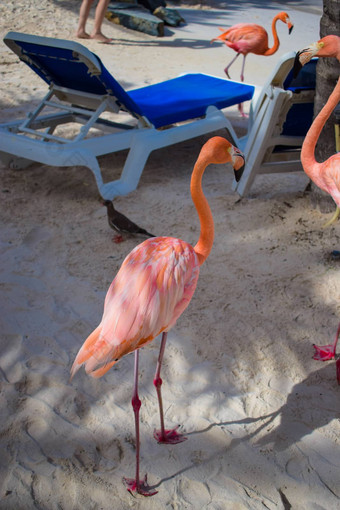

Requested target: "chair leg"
[{"left": 98, "top": 139, "right": 152, "bottom": 200}]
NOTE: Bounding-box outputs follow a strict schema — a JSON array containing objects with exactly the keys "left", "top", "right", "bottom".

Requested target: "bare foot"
[
  {"left": 90, "top": 32, "right": 113, "bottom": 44},
  {"left": 76, "top": 30, "right": 91, "bottom": 39}
]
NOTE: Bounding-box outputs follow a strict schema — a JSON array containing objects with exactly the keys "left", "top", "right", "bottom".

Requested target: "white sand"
[{"left": 1, "top": 1, "right": 340, "bottom": 509}]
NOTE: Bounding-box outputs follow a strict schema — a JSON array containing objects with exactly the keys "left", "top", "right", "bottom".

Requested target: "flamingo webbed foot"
[
  {"left": 123, "top": 474, "right": 158, "bottom": 497},
  {"left": 153, "top": 425, "right": 187, "bottom": 444},
  {"left": 313, "top": 344, "right": 336, "bottom": 361}
]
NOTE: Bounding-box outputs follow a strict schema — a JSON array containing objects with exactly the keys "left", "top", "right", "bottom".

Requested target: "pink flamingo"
[
  {"left": 211, "top": 12, "right": 293, "bottom": 116},
  {"left": 211, "top": 12, "right": 294, "bottom": 80},
  {"left": 294, "top": 36, "right": 340, "bottom": 377},
  {"left": 70, "top": 136, "right": 244, "bottom": 496},
  {"left": 294, "top": 35, "right": 340, "bottom": 228}
]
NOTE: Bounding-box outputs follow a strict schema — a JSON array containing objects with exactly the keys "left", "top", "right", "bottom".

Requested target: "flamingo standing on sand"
[
  {"left": 212, "top": 12, "right": 294, "bottom": 80},
  {"left": 70, "top": 136, "right": 245, "bottom": 496},
  {"left": 211, "top": 12, "right": 293, "bottom": 116},
  {"left": 293, "top": 35, "right": 340, "bottom": 379},
  {"left": 293, "top": 35, "right": 340, "bottom": 228}
]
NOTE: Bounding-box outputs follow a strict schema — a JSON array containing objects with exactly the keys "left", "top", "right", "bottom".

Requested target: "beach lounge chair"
[
  {"left": 230, "top": 52, "right": 316, "bottom": 196},
  {"left": 0, "top": 31, "right": 254, "bottom": 200}
]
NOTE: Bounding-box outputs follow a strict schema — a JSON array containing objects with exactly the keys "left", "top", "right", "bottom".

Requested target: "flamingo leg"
[
  {"left": 240, "top": 54, "right": 246, "bottom": 82},
  {"left": 313, "top": 322, "right": 340, "bottom": 361},
  {"left": 153, "top": 332, "right": 187, "bottom": 444},
  {"left": 224, "top": 51, "right": 240, "bottom": 78},
  {"left": 123, "top": 350, "right": 158, "bottom": 496},
  {"left": 323, "top": 206, "right": 340, "bottom": 227},
  {"left": 237, "top": 55, "right": 248, "bottom": 118}
]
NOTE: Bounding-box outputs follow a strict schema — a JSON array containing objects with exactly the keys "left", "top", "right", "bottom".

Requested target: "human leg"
[
  {"left": 91, "top": 0, "right": 112, "bottom": 43},
  {"left": 76, "top": 0, "right": 95, "bottom": 39}
]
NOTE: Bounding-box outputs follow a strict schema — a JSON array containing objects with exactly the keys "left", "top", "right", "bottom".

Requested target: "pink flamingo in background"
[
  {"left": 294, "top": 35, "right": 340, "bottom": 379},
  {"left": 70, "top": 136, "right": 245, "bottom": 496},
  {"left": 211, "top": 12, "right": 293, "bottom": 116},
  {"left": 294, "top": 35, "right": 340, "bottom": 228},
  {"left": 211, "top": 11, "right": 294, "bottom": 80}
]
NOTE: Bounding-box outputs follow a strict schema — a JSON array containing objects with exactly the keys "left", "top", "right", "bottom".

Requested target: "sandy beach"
[{"left": 1, "top": 0, "right": 340, "bottom": 508}]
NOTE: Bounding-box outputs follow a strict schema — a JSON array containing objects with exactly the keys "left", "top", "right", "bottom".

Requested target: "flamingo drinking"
[{"left": 70, "top": 136, "right": 245, "bottom": 496}]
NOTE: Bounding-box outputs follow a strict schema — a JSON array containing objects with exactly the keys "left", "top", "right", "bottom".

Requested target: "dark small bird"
[{"left": 103, "top": 200, "right": 155, "bottom": 242}]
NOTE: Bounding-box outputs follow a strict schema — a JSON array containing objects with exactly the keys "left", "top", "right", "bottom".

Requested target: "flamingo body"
[
  {"left": 314, "top": 154, "right": 340, "bottom": 207},
  {"left": 216, "top": 23, "right": 271, "bottom": 56},
  {"left": 71, "top": 237, "right": 200, "bottom": 379}
]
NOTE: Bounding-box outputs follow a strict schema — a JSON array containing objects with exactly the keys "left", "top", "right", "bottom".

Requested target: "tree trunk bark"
[{"left": 310, "top": 0, "right": 340, "bottom": 212}]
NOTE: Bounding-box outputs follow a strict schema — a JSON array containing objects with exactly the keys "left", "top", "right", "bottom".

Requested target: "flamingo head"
[
  {"left": 230, "top": 145, "right": 245, "bottom": 177},
  {"left": 294, "top": 35, "right": 340, "bottom": 77},
  {"left": 277, "top": 12, "right": 294, "bottom": 34},
  {"left": 200, "top": 136, "right": 245, "bottom": 180},
  {"left": 293, "top": 40, "right": 325, "bottom": 78},
  {"left": 232, "top": 146, "right": 245, "bottom": 181}
]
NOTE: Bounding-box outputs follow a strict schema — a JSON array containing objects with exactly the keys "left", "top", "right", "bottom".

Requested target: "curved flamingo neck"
[
  {"left": 191, "top": 154, "right": 214, "bottom": 266},
  {"left": 263, "top": 14, "right": 281, "bottom": 56},
  {"left": 301, "top": 78, "right": 340, "bottom": 186}
]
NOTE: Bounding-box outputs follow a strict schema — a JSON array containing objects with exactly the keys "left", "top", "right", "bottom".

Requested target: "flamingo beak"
[
  {"left": 286, "top": 16, "right": 293, "bottom": 34},
  {"left": 231, "top": 147, "right": 245, "bottom": 181},
  {"left": 293, "top": 50, "right": 304, "bottom": 78},
  {"left": 293, "top": 40, "right": 324, "bottom": 77}
]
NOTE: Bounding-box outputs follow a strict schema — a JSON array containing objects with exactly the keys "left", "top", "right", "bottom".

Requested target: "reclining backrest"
[{"left": 4, "top": 31, "right": 143, "bottom": 117}]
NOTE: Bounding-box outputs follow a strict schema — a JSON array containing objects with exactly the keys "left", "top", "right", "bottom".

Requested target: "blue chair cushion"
[
  {"left": 281, "top": 58, "right": 317, "bottom": 137},
  {"left": 128, "top": 74, "right": 254, "bottom": 128}
]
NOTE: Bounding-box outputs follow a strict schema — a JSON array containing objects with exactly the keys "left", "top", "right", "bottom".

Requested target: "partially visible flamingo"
[
  {"left": 294, "top": 35, "right": 340, "bottom": 69},
  {"left": 211, "top": 12, "right": 293, "bottom": 116},
  {"left": 293, "top": 36, "right": 340, "bottom": 375},
  {"left": 293, "top": 35, "right": 340, "bottom": 228},
  {"left": 212, "top": 12, "right": 294, "bottom": 79},
  {"left": 70, "top": 136, "right": 244, "bottom": 496}
]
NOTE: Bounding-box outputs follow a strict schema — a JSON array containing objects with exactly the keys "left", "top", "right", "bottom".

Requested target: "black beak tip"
[
  {"left": 234, "top": 160, "right": 245, "bottom": 182},
  {"left": 289, "top": 26, "right": 293, "bottom": 35},
  {"left": 293, "top": 52, "right": 303, "bottom": 78}
]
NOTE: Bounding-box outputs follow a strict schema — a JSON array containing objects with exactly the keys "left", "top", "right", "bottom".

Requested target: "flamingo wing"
[{"left": 71, "top": 237, "right": 200, "bottom": 378}]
